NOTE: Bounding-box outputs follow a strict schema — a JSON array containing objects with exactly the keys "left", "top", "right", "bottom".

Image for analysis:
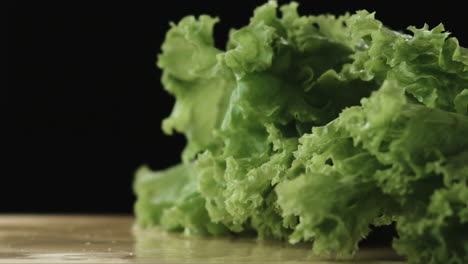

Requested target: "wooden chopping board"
[{"left": 0, "top": 215, "right": 405, "bottom": 263}]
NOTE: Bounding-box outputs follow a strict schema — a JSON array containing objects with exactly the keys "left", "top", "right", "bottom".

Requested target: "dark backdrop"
[{"left": 6, "top": 1, "right": 467, "bottom": 216}]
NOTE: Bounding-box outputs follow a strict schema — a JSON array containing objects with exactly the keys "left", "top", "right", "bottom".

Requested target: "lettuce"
[{"left": 134, "top": 1, "right": 468, "bottom": 263}]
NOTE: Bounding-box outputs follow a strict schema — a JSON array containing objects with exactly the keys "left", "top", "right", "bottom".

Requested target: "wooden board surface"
[{"left": 0, "top": 215, "right": 405, "bottom": 263}]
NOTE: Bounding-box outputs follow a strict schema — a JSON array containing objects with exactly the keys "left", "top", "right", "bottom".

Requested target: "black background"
[{"left": 6, "top": 1, "right": 467, "bottom": 218}]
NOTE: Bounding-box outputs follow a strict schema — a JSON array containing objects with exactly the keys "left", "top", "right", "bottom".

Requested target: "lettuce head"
[{"left": 134, "top": 1, "right": 468, "bottom": 263}]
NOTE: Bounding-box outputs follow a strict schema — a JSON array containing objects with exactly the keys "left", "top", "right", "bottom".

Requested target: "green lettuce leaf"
[
  {"left": 135, "top": 2, "right": 468, "bottom": 263},
  {"left": 134, "top": 163, "right": 228, "bottom": 235},
  {"left": 158, "top": 15, "right": 235, "bottom": 162}
]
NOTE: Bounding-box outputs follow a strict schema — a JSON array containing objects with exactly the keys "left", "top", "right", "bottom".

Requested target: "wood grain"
[{"left": 0, "top": 215, "right": 405, "bottom": 263}]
